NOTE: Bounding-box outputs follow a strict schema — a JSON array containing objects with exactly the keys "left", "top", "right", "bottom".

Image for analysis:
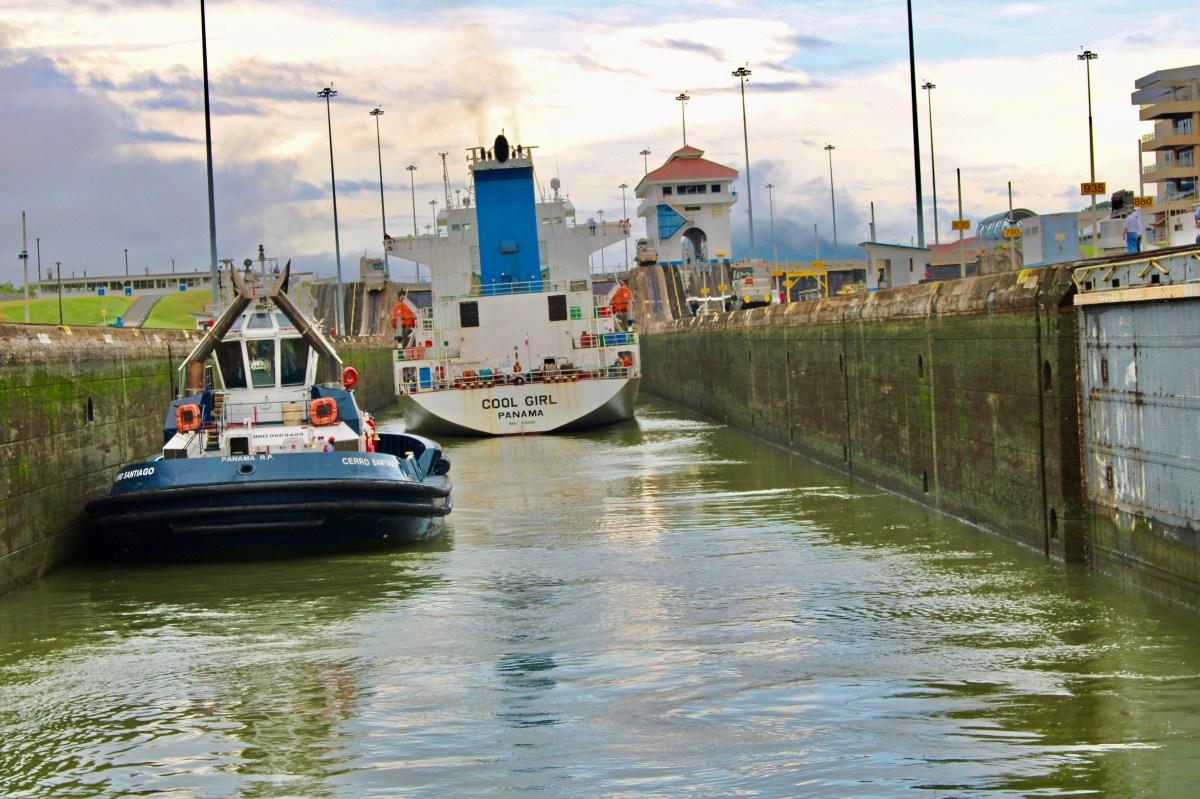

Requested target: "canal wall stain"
[
  {"left": 641, "top": 264, "right": 1086, "bottom": 563},
  {"left": 0, "top": 324, "right": 398, "bottom": 597}
]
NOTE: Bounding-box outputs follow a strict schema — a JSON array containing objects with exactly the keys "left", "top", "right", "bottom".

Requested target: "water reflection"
[{"left": 2, "top": 398, "right": 1200, "bottom": 797}]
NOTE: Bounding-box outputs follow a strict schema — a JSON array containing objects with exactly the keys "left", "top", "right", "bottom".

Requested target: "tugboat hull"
[{"left": 86, "top": 452, "right": 451, "bottom": 561}]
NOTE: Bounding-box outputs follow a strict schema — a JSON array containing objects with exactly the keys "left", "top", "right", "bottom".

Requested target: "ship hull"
[{"left": 399, "top": 376, "right": 639, "bottom": 436}]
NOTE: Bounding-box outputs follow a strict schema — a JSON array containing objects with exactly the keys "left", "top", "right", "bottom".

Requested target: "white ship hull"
[{"left": 398, "top": 376, "right": 639, "bottom": 436}]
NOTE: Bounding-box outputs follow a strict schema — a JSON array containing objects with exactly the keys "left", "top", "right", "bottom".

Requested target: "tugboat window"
[
  {"left": 280, "top": 339, "right": 309, "bottom": 386},
  {"left": 248, "top": 312, "right": 274, "bottom": 330},
  {"left": 215, "top": 340, "right": 247, "bottom": 389},
  {"left": 246, "top": 339, "right": 276, "bottom": 388}
]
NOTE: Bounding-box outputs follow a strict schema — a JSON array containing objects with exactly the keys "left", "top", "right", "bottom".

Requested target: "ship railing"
[{"left": 402, "top": 365, "right": 640, "bottom": 393}]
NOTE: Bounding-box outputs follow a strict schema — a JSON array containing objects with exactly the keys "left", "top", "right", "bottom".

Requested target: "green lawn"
[
  {"left": 141, "top": 289, "right": 211, "bottom": 329},
  {"left": 0, "top": 295, "right": 135, "bottom": 326}
]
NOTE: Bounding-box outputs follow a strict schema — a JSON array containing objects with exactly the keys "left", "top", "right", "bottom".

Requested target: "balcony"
[
  {"left": 1140, "top": 99, "right": 1200, "bottom": 121},
  {"left": 1140, "top": 130, "right": 1200, "bottom": 152},
  {"left": 1141, "top": 162, "right": 1198, "bottom": 182}
]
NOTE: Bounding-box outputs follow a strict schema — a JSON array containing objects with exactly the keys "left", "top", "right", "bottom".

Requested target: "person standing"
[{"left": 1123, "top": 212, "right": 1144, "bottom": 253}]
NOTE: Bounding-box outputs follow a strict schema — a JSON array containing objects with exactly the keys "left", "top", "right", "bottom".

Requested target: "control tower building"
[{"left": 634, "top": 146, "right": 738, "bottom": 269}]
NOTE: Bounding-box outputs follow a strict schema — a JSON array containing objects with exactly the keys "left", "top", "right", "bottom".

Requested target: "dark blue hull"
[{"left": 86, "top": 451, "right": 451, "bottom": 562}]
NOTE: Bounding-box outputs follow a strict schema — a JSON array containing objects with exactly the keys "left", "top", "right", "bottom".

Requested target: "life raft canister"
[
  {"left": 176, "top": 403, "right": 201, "bottom": 432},
  {"left": 342, "top": 366, "right": 358, "bottom": 389},
  {"left": 310, "top": 397, "right": 338, "bottom": 426}
]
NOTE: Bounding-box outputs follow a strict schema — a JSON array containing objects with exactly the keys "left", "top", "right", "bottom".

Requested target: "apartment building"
[{"left": 1134, "top": 65, "right": 1200, "bottom": 246}]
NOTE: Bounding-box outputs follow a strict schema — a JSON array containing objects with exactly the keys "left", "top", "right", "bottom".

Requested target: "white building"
[
  {"left": 634, "top": 146, "right": 737, "bottom": 269},
  {"left": 32, "top": 270, "right": 213, "bottom": 298}
]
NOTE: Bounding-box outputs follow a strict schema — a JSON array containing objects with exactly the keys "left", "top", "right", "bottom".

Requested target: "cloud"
[
  {"left": 994, "top": 3, "right": 1049, "bottom": 17},
  {"left": 790, "top": 34, "right": 836, "bottom": 50},
  {"left": 661, "top": 39, "right": 726, "bottom": 61}
]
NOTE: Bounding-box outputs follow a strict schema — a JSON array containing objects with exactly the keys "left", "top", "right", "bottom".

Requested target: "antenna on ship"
[{"left": 439, "top": 152, "right": 453, "bottom": 209}]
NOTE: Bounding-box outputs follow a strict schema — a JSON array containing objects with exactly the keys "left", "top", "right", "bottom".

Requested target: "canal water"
[{"left": 2, "top": 397, "right": 1199, "bottom": 798}]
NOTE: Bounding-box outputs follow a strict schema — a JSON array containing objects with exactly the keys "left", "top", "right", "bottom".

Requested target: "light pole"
[
  {"left": 429, "top": 198, "right": 438, "bottom": 231},
  {"left": 370, "top": 106, "right": 390, "bottom": 277},
  {"left": 317, "top": 85, "right": 344, "bottom": 335},
  {"left": 56, "top": 261, "right": 63, "bottom": 325},
  {"left": 824, "top": 144, "right": 838, "bottom": 258},
  {"left": 1079, "top": 48, "right": 1099, "bottom": 252},
  {"left": 200, "top": 0, "right": 219, "bottom": 307},
  {"left": 766, "top": 183, "right": 778, "bottom": 269},
  {"left": 124, "top": 248, "right": 129, "bottom": 276},
  {"left": 922, "top": 81, "right": 940, "bottom": 247},
  {"left": 406, "top": 164, "right": 418, "bottom": 237},
  {"left": 597, "top": 210, "right": 606, "bottom": 273},
  {"left": 906, "top": 0, "right": 926, "bottom": 249},
  {"left": 676, "top": 91, "right": 690, "bottom": 146},
  {"left": 619, "top": 182, "right": 630, "bottom": 267},
  {"left": 733, "top": 65, "right": 756, "bottom": 259},
  {"left": 640, "top": 148, "right": 651, "bottom": 175}
]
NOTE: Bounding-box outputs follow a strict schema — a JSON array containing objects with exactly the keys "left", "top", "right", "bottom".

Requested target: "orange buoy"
[{"left": 342, "top": 366, "right": 358, "bottom": 388}]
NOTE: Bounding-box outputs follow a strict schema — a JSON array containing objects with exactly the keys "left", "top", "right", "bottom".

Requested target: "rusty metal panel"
[{"left": 1079, "top": 296, "right": 1200, "bottom": 529}]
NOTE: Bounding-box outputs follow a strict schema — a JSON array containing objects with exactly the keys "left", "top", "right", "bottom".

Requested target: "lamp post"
[
  {"left": 640, "top": 148, "right": 651, "bottom": 175},
  {"left": 676, "top": 92, "right": 690, "bottom": 147},
  {"left": 906, "top": 0, "right": 926, "bottom": 249},
  {"left": 124, "top": 248, "right": 129, "bottom": 276},
  {"left": 429, "top": 198, "right": 438, "bottom": 231},
  {"left": 406, "top": 163, "right": 418, "bottom": 239},
  {"left": 200, "top": 0, "right": 219, "bottom": 307},
  {"left": 597, "top": 210, "right": 606, "bottom": 273},
  {"left": 619, "top": 182, "right": 630, "bottom": 268},
  {"left": 921, "top": 81, "right": 940, "bottom": 247},
  {"left": 824, "top": 144, "right": 838, "bottom": 258},
  {"left": 766, "top": 183, "right": 778, "bottom": 270},
  {"left": 369, "top": 107, "right": 390, "bottom": 277},
  {"left": 56, "top": 261, "right": 63, "bottom": 325},
  {"left": 317, "top": 85, "right": 344, "bottom": 335},
  {"left": 733, "top": 65, "right": 756, "bottom": 259},
  {"left": 1079, "top": 48, "right": 1099, "bottom": 252}
]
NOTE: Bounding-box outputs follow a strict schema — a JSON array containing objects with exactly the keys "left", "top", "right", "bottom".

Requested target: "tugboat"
[
  {"left": 86, "top": 248, "right": 452, "bottom": 561},
  {"left": 385, "top": 133, "right": 640, "bottom": 436}
]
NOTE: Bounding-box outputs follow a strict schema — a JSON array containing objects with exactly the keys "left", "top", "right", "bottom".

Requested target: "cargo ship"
[{"left": 385, "top": 134, "right": 640, "bottom": 436}]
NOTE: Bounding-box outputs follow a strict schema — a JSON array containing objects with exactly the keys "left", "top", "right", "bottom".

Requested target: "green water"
[{"left": 1, "top": 397, "right": 1198, "bottom": 797}]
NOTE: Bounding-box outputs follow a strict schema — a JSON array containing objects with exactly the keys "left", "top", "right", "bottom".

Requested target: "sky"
[{"left": 1, "top": 0, "right": 1195, "bottom": 288}]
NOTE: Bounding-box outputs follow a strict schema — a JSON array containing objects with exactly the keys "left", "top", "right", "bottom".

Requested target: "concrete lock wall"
[
  {"left": 641, "top": 265, "right": 1086, "bottom": 562},
  {"left": 0, "top": 324, "right": 398, "bottom": 598}
]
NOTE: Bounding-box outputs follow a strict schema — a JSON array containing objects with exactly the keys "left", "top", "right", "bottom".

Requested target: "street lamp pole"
[
  {"left": 370, "top": 107, "right": 390, "bottom": 277},
  {"left": 200, "top": 0, "right": 219, "bottom": 308},
  {"left": 56, "top": 261, "right": 63, "bottom": 325},
  {"left": 906, "top": 0, "right": 926, "bottom": 249},
  {"left": 619, "top": 182, "right": 630, "bottom": 268},
  {"left": 124, "top": 248, "right": 129, "bottom": 276},
  {"left": 317, "top": 85, "right": 344, "bottom": 335},
  {"left": 640, "top": 148, "right": 651, "bottom": 175},
  {"left": 922, "top": 81, "right": 940, "bottom": 247},
  {"left": 766, "top": 183, "right": 778, "bottom": 270},
  {"left": 597, "top": 210, "right": 606, "bottom": 273},
  {"left": 825, "top": 144, "right": 838, "bottom": 257},
  {"left": 429, "top": 198, "right": 438, "bottom": 231},
  {"left": 1079, "top": 48, "right": 1099, "bottom": 252},
  {"left": 733, "top": 65, "right": 756, "bottom": 259},
  {"left": 406, "top": 164, "right": 418, "bottom": 237},
  {"left": 676, "top": 92, "right": 690, "bottom": 147}
]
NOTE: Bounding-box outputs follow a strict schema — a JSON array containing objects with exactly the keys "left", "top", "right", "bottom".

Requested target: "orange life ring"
[
  {"left": 310, "top": 397, "right": 338, "bottom": 426},
  {"left": 176, "top": 403, "right": 201, "bottom": 433},
  {"left": 342, "top": 366, "right": 358, "bottom": 388}
]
